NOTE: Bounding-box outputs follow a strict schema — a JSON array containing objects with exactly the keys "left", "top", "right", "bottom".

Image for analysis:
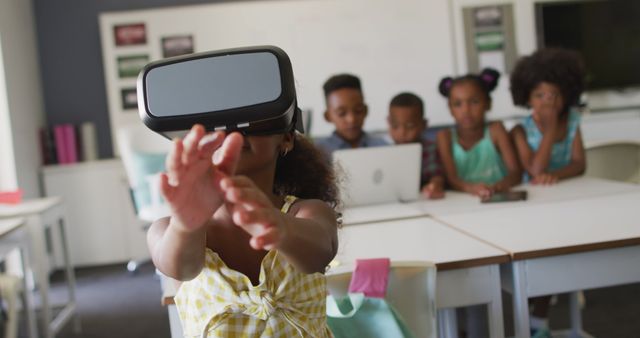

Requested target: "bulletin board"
[{"left": 99, "top": 0, "right": 464, "bottom": 151}]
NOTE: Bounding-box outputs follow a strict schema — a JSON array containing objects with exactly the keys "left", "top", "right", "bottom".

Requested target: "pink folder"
[{"left": 348, "top": 258, "right": 390, "bottom": 298}]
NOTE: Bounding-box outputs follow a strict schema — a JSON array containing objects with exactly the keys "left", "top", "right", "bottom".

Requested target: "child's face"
[
  {"left": 235, "top": 133, "right": 294, "bottom": 175},
  {"left": 387, "top": 106, "right": 426, "bottom": 144},
  {"left": 528, "top": 82, "right": 565, "bottom": 117},
  {"left": 448, "top": 81, "right": 490, "bottom": 130},
  {"left": 324, "top": 88, "right": 368, "bottom": 143}
]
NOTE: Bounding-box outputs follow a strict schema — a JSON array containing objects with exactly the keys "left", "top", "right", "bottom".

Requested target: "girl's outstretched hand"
[
  {"left": 159, "top": 125, "right": 243, "bottom": 232},
  {"left": 220, "top": 176, "right": 287, "bottom": 251}
]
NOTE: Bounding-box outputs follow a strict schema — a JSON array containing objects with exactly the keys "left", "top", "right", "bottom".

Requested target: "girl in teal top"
[
  {"left": 510, "top": 48, "right": 586, "bottom": 186},
  {"left": 508, "top": 48, "right": 587, "bottom": 338},
  {"left": 436, "top": 68, "right": 521, "bottom": 199}
]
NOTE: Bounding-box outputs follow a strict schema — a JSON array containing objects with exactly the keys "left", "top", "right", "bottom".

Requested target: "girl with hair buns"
[{"left": 436, "top": 68, "right": 521, "bottom": 198}]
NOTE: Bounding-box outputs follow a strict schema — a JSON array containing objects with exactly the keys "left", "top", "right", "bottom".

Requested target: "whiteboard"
[{"left": 100, "top": 0, "right": 462, "bottom": 150}]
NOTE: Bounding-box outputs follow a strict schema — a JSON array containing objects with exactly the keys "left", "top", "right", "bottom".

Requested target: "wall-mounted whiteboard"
[{"left": 99, "top": 0, "right": 463, "bottom": 149}]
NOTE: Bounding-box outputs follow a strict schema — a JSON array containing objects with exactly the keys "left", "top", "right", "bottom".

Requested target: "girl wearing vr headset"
[{"left": 148, "top": 123, "right": 339, "bottom": 337}]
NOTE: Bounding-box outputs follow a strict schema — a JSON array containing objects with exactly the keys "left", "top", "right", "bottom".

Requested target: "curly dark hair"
[
  {"left": 274, "top": 133, "right": 340, "bottom": 209},
  {"left": 389, "top": 92, "right": 424, "bottom": 117},
  {"left": 323, "top": 73, "right": 362, "bottom": 99},
  {"left": 510, "top": 48, "right": 586, "bottom": 112},
  {"left": 438, "top": 68, "right": 501, "bottom": 101}
]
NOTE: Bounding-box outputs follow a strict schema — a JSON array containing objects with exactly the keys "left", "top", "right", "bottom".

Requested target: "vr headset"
[{"left": 137, "top": 45, "right": 303, "bottom": 139}]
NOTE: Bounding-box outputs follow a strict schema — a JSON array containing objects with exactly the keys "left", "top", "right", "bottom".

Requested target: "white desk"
[
  {"left": 334, "top": 217, "right": 510, "bottom": 338},
  {"left": 0, "top": 218, "right": 38, "bottom": 338},
  {"left": 0, "top": 197, "right": 80, "bottom": 338},
  {"left": 416, "top": 176, "right": 640, "bottom": 217},
  {"left": 438, "top": 190, "right": 640, "bottom": 338},
  {"left": 341, "top": 200, "right": 426, "bottom": 226}
]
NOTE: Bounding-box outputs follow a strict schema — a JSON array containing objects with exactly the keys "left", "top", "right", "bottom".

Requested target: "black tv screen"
[{"left": 537, "top": 0, "right": 640, "bottom": 90}]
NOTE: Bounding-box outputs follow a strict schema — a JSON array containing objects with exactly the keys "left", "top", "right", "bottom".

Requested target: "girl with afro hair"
[{"left": 510, "top": 48, "right": 587, "bottom": 186}]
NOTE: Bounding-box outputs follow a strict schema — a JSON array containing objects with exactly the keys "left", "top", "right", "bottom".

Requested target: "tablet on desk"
[{"left": 481, "top": 190, "right": 528, "bottom": 203}]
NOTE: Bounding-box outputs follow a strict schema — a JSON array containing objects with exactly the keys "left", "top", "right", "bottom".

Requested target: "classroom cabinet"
[{"left": 42, "top": 159, "right": 149, "bottom": 268}]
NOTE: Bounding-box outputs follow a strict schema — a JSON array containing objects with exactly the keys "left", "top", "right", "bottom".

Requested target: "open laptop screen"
[{"left": 333, "top": 143, "right": 422, "bottom": 207}]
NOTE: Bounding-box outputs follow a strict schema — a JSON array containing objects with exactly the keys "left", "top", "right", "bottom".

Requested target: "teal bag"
[{"left": 326, "top": 292, "right": 415, "bottom": 338}]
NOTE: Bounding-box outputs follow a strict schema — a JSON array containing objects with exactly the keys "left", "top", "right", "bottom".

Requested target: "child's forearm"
[
  {"left": 549, "top": 161, "right": 585, "bottom": 180},
  {"left": 147, "top": 217, "right": 207, "bottom": 281},
  {"left": 528, "top": 130, "right": 556, "bottom": 175},
  {"left": 494, "top": 171, "right": 522, "bottom": 191},
  {"left": 277, "top": 216, "right": 337, "bottom": 274}
]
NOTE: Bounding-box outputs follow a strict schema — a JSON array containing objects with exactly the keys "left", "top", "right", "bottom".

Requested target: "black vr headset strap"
[{"left": 293, "top": 106, "right": 305, "bottom": 134}]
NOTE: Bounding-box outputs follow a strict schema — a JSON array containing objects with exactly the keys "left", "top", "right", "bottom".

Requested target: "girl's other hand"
[
  {"left": 467, "top": 183, "right": 493, "bottom": 199},
  {"left": 422, "top": 182, "right": 445, "bottom": 200},
  {"left": 531, "top": 173, "right": 559, "bottom": 185},
  {"left": 221, "top": 176, "right": 287, "bottom": 251},
  {"left": 533, "top": 105, "right": 560, "bottom": 132},
  {"left": 159, "top": 125, "right": 243, "bottom": 232}
]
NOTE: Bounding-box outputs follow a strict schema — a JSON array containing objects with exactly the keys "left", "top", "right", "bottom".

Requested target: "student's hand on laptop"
[{"left": 422, "top": 181, "right": 445, "bottom": 200}]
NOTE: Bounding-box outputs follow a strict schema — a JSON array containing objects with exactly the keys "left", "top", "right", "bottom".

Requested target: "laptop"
[{"left": 332, "top": 143, "right": 422, "bottom": 207}]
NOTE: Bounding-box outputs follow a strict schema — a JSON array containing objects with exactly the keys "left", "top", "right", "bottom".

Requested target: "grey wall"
[{"left": 33, "top": 0, "right": 236, "bottom": 158}]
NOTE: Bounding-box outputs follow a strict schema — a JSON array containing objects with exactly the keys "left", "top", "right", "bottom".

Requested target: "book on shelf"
[{"left": 42, "top": 122, "right": 99, "bottom": 165}]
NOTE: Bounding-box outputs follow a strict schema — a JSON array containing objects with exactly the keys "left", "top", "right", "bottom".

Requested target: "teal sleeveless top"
[
  {"left": 523, "top": 110, "right": 580, "bottom": 171},
  {"left": 451, "top": 126, "right": 507, "bottom": 185},
  {"left": 522, "top": 110, "right": 580, "bottom": 181}
]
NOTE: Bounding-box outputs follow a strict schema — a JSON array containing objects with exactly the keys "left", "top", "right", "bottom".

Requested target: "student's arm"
[
  {"left": 514, "top": 112, "right": 559, "bottom": 176},
  {"left": 147, "top": 125, "right": 243, "bottom": 281},
  {"left": 436, "top": 129, "right": 492, "bottom": 198},
  {"left": 221, "top": 176, "right": 338, "bottom": 274},
  {"left": 548, "top": 127, "right": 586, "bottom": 180},
  {"left": 489, "top": 122, "right": 522, "bottom": 191},
  {"left": 147, "top": 216, "right": 208, "bottom": 281}
]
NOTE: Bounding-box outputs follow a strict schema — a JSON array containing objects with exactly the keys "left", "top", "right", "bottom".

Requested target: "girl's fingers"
[
  {"left": 159, "top": 173, "right": 175, "bottom": 200},
  {"left": 232, "top": 207, "right": 276, "bottom": 229},
  {"left": 215, "top": 132, "right": 244, "bottom": 176},
  {"left": 251, "top": 227, "right": 282, "bottom": 251},
  {"left": 225, "top": 187, "right": 271, "bottom": 210},
  {"left": 198, "top": 131, "right": 225, "bottom": 160},
  {"left": 220, "top": 176, "right": 255, "bottom": 190},
  {"left": 182, "top": 125, "right": 205, "bottom": 165},
  {"left": 166, "top": 138, "right": 184, "bottom": 184}
]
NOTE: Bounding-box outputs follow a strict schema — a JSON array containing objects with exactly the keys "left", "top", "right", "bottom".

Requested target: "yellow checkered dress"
[{"left": 174, "top": 196, "right": 334, "bottom": 338}]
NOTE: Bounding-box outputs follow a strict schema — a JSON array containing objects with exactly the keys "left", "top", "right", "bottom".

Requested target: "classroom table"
[
  {"left": 437, "top": 189, "right": 640, "bottom": 338},
  {"left": 414, "top": 176, "right": 640, "bottom": 217},
  {"left": 334, "top": 217, "right": 510, "bottom": 338},
  {"left": 0, "top": 218, "right": 38, "bottom": 338},
  {"left": 0, "top": 197, "right": 80, "bottom": 338},
  {"left": 341, "top": 200, "right": 427, "bottom": 225}
]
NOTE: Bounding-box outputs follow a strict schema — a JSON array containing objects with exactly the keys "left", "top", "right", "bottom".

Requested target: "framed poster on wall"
[{"left": 113, "top": 23, "right": 147, "bottom": 46}]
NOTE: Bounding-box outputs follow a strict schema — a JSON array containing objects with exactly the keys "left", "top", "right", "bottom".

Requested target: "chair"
[
  {"left": 326, "top": 260, "right": 437, "bottom": 338},
  {"left": 585, "top": 140, "right": 640, "bottom": 183},
  {"left": 115, "top": 124, "right": 171, "bottom": 272},
  {"left": 0, "top": 274, "right": 22, "bottom": 338}
]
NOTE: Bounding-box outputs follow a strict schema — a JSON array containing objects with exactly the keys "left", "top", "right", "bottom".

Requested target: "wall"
[
  {"left": 99, "top": 0, "right": 457, "bottom": 149},
  {"left": 33, "top": 0, "right": 230, "bottom": 159},
  {"left": 0, "top": 0, "right": 46, "bottom": 198},
  {"left": 35, "top": 0, "right": 640, "bottom": 158},
  {"left": 0, "top": 34, "right": 18, "bottom": 191},
  {"left": 452, "top": 0, "right": 640, "bottom": 115}
]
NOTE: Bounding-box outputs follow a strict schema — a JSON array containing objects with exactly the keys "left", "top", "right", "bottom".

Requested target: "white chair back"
[
  {"left": 115, "top": 124, "right": 171, "bottom": 190},
  {"left": 585, "top": 140, "right": 640, "bottom": 183},
  {"left": 326, "top": 261, "right": 437, "bottom": 338}
]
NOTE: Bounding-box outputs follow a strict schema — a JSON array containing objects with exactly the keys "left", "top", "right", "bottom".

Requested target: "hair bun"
[
  {"left": 438, "top": 77, "right": 454, "bottom": 97},
  {"left": 479, "top": 68, "right": 500, "bottom": 92}
]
